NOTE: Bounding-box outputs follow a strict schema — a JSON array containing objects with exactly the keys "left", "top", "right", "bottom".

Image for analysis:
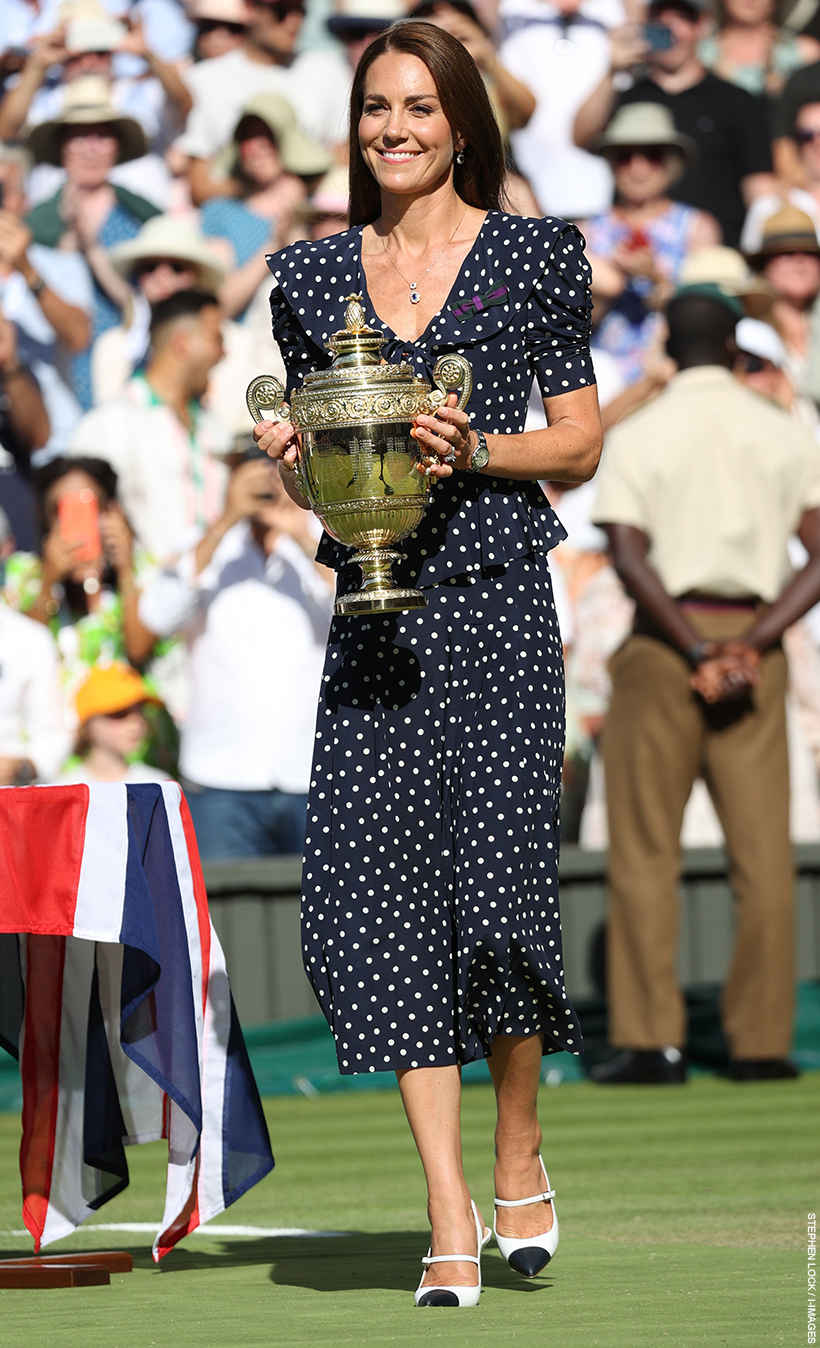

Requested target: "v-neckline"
[{"left": 356, "top": 211, "right": 491, "bottom": 348}]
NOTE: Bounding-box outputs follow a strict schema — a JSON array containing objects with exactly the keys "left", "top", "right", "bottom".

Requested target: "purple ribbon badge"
[{"left": 451, "top": 284, "right": 509, "bottom": 319}]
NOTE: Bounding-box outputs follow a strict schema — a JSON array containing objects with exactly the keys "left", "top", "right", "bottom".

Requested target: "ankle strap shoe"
[{"left": 494, "top": 1154, "right": 559, "bottom": 1278}]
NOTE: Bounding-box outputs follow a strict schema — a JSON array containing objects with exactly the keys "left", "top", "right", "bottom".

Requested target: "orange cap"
[{"left": 75, "top": 663, "right": 160, "bottom": 725}]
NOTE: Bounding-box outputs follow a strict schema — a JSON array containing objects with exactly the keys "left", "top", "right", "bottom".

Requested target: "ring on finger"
[{"left": 442, "top": 448, "right": 457, "bottom": 465}]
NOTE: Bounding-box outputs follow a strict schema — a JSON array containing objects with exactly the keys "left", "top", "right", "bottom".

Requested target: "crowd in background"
[{"left": 4, "top": 0, "right": 820, "bottom": 859}]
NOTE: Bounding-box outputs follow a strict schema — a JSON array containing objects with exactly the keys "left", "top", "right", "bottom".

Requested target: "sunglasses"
[
  {"left": 197, "top": 17, "right": 247, "bottom": 33},
  {"left": 613, "top": 147, "right": 667, "bottom": 166},
  {"left": 134, "top": 258, "right": 192, "bottom": 276},
  {"left": 795, "top": 127, "right": 820, "bottom": 145}
]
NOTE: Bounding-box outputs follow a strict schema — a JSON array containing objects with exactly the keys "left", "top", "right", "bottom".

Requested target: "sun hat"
[
  {"left": 327, "top": 0, "right": 406, "bottom": 36},
  {"left": 589, "top": 102, "right": 698, "bottom": 169},
  {"left": 295, "top": 165, "right": 349, "bottom": 219},
  {"left": 231, "top": 92, "right": 332, "bottom": 178},
  {"left": 678, "top": 245, "right": 774, "bottom": 318},
  {"left": 189, "top": 0, "right": 250, "bottom": 21},
  {"left": 108, "top": 216, "right": 227, "bottom": 293},
  {"left": 75, "top": 663, "right": 160, "bottom": 725},
  {"left": 746, "top": 203, "right": 820, "bottom": 269},
  {"left": 735, "top": 317, "right": 787, "bottom": 368},
  {"left": 26, "top": 75, "right": 147, "bottom": 167}
]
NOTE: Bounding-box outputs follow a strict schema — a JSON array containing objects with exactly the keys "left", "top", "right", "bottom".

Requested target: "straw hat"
[
  {"left": 327, "top": 0, "right": 406, "bottom": 36},
  {"left": 75, "top": 663, "right": 160, "bottom": 725},
  {"left": 231, "top": 93, "right": 332, "bottom": 178},
  {"left": 189, "top": 0, "right": 250, "bottom": 20},
  {"left": 109, "top": 216, "right": 227, "bottom": 293},
  {"left": 64, "top": 15, "right": 126, "bottom": 51},
  {"left": 746, "top": 203, "right": 820, "bottom": 269},
  {"left": 678, "top": 245, "right": 773, "bottom": 318},
  {"left": 27, "top": 75, "right": 147, "bottom": 167},
  {"left": 589, "top": 102, "right": 697, "bottom": 169}
]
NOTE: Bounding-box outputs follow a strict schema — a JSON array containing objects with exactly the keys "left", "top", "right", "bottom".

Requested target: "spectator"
[
  {"left": 329, "top": 0, "right": 407, "bottom": 80},
  {"left": 698, "top": 0, "right": 820, "bottom": 96},
  {"left": 573, "top": 0, "right": 776, "bottom": 246},
  {"left": 24, "top": 75, "right": 162, "bottom": 411},
  {"left": 771, "top": 56, "right": 820, "bottom": 183},
  {"left": 0, "top": 12, "right": 194, "bottom": 211},
  {"left": 176, "top": 0, "right": 349, "bottom": 206},
  {"left": 746, "top": 203, "right": 820, "bottom": 389},
  {"left": 677, "top": 241, "right": 774, "bottom": 315},
  {"left": 582, "top": 102, "right": 720, "bottom": 383},
  {"left": 0, "top": 144, "right": 91, "bottom": 455},
  {"left": 741, "top": 95, "right": 820, "bottom": 248},
  {"left": 189, "top": 0, "right": 250, "bottom": 62},
  {"left": 294, "top": 165, "right": 350, "bottom": 240},
  {"left": 0, "top": 504, "right": 71, "bottom": 785},
  {"left": 139, "top": 448, "right": 332, "bottom": 859},
  {"left": 67, "top": 290, "right": 230, "bottom": 561},
  {"left": 0, "top": 301, "right": 50, "bottom": 552},
  {"left": 498, "top": 0, "right": 625, "bottom": 219},
  {"left": 199, "top": 93, "right": 331, "bottom": 320},
  {"left": 591, "top": 289, "right": 820, "bottom": 1083},
  {"left": 56, "top": 663, "right": 171, "bottom": 784}
]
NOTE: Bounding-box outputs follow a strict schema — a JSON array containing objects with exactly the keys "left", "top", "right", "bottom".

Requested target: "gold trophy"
[{"left": 246, "top": 295, "right": 472, "bottom": 616}]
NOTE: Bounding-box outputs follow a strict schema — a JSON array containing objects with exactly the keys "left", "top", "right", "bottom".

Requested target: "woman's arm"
[{"left": 413, "top": 385, "right": 603, "bottom": 484}]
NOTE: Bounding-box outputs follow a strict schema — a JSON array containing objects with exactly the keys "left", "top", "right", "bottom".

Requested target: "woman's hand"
[
  {"left": 99, "top": 505, "right": 134, "bottom": 579},
  {"left": 412, "top": 392, "right": 476, "bottom": 479},
  {"left": 252, "top": 416, "right": 301, "bottom": 470},
  {"left": 42, "top": 522, "right": 84, "bottom": 585}
]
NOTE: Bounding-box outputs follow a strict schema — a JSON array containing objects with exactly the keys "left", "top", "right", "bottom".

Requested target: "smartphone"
[
  {"left": 58, "top": 489, "right": 100, "bottom": 562},
  {"left": 644, "top": 21, "right": 673, "bottom": 49}
]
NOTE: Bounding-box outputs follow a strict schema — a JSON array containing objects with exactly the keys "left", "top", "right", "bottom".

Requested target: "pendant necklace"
[{"left": 379, "top": 205, "right": 467, "bottom": 305}]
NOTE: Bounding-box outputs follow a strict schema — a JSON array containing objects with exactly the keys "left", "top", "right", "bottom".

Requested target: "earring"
[{"left": 456, "top": 149, "right": 465, "bottom": 165}]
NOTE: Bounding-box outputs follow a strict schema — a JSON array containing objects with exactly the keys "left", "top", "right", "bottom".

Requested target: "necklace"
[{"left": 378, "top": 206, "right": 467, "bottom": 305}]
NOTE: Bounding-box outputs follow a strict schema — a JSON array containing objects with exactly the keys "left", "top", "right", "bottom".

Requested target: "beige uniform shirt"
[{"left": 592, "top": 366, "right": 820, "bottom": 602}]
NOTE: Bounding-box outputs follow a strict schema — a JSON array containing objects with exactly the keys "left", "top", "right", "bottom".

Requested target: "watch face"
[{"left": 471, "top": 443, "right": 490, "bottom": 470}]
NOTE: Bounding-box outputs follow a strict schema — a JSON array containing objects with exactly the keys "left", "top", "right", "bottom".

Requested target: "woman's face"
[
  {"left": 763, "top": 251, "right": 820, "bottom": 305},
  {"left": 61, "top": 124, "right": 119, "bottom": 189},
  {"left": 237, "top": 116, "right": 283, "bottom": 188},
  {"left": 358, "top": 51, "right": 462, "bottom": 201},
  {"left": 795, "top": 103, "right": 820, "bottom": 186},
  {"left": 86, "top": 706, "right": 147, "bottom": 759},
  {"left": 45, "top": 469, "right": 106, "bottom": 581},
  {"left": 722, "top": 0, "right": 775, "bottom": 24},
  {"left": 611, "top": 146, "right": 674, "bottom": 206},
  {"left": 135, "top": 257, "right": 200, "bottom": 303}
]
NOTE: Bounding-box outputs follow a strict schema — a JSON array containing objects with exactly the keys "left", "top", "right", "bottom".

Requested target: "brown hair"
[{"left": 347, "top": 21, "right": 506, "bottom": 226}]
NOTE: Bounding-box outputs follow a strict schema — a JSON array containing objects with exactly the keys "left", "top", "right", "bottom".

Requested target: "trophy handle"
[
  {"left": 431, "top": 354, "right": 473, "bottom": 411},
  {"left": 246, "top": 374, "right": 290, "bottom": 426}
]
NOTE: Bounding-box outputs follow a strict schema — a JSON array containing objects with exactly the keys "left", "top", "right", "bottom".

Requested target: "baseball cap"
[{"left": 75, "top": 663, "right": 160, "bottom": 725}]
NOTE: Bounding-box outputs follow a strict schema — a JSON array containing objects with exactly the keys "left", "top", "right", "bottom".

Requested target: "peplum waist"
[{"left": 315, "top": 474, "right": 566, "bottom": 587}]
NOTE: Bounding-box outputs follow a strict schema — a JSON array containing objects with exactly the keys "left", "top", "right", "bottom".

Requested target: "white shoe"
[
  {"left": 494, "top": 1154, "right": 558, "bottom": 1278},
  {"left": 415, "top": 1200, "right": 491, "bottom": 1307}
]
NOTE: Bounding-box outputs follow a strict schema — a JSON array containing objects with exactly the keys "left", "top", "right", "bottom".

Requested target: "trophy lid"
[{"left": 326, "top": 294, "right": 385, "bottom": 368}]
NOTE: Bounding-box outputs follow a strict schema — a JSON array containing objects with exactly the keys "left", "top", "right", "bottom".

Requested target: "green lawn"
[{"left": 0, "top": 1075, "right": 814, "bottom": 1348}]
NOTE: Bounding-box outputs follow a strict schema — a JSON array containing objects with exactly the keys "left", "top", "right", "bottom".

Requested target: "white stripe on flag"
[{"left": 72, "top": 784, "right": 129, "bottom": 941}]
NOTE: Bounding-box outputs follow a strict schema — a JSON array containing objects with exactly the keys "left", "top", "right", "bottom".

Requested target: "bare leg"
[
  {"left": 486, "top": 1034, "right": 554, "bottom": 1239},
  {"left": 396, "top": 1064, "right": 485, "bottom": 1289}
]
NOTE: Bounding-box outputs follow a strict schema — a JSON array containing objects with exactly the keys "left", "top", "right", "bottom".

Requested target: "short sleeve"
[
  {"left": 591, "top": 426, "right": 650, "bottom": 532},
  {"left": 269, "top": 283, "right": 328, "bottom": 397},
  {"left": 525, "top": 224, "right": 595, "bottom": 399}
]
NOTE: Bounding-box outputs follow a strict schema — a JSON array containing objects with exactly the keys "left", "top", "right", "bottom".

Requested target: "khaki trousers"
[{"left": 601, "top": 610, "right": 795, "bottom": 1060}]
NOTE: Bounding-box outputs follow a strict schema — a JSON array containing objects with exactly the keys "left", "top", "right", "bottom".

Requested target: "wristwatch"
[{"left": 466, "top": 429, "right": 489, "bottom": 473}]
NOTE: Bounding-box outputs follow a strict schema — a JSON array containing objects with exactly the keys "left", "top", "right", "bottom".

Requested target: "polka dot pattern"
[
  {"left": 268, "top": 212, "right": 595, "bottom": 587},
  {"left": 265, "top": 212, "right": 590, "bottom": 1075}
]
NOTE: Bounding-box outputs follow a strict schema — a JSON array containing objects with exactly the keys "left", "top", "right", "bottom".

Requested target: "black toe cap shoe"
[
  {"left": 728, "top": 1058, "right": 800, "bottom": 1081},
  {"left": 416, "top": 1289, "right": 461, "bottom": 1307},
  {"left": 590, "top": 1048, "right": 687, "bottom": 1085},
  {"left": 507, "top": 1247, "right": 553, "bottom": 1278}
]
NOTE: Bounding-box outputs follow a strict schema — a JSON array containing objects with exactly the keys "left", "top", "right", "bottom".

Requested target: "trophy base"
[{"left": 334, "top": 548, "right": 428, "bottom": 616}]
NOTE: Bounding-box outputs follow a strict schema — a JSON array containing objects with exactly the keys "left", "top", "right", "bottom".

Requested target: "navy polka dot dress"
[{"left": 267, "top": 212, "right": 594, "bottom": 1074}]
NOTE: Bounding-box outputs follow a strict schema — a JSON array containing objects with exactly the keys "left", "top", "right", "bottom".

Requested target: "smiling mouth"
[{"left": 377, "top": 149, "right": 422, "bottom": 163}]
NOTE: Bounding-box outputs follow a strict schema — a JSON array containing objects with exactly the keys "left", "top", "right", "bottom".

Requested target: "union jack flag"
[{"left": 0, "top": 782, "right": 274, "bottom": 1260}]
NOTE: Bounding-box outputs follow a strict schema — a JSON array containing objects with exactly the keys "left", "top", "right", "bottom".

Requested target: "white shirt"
[
  {"left": 499, "top": 0, "right": 623, "bottom": 219},
  {"left": 0, "top": 243, "right": 92, "bottom": 457},
  {"left": 0, "top": 604, "right": 71, "bottom": 780},
  {"left": 174, "top": 47, "right": 349, "bottom": 160},
  {"left": 139, "top": 523, "right": 333, "bottom": 792},
  {"left": 56, "top": 761, "right": 171, "bottom": 785},
  {"left": 67, "top": 375, "right": 230, "bottom": 562}
]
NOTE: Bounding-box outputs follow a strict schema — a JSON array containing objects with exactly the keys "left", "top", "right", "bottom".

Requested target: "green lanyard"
[{"left": 140, "top": 374, "right": 206, "bottom": 529}]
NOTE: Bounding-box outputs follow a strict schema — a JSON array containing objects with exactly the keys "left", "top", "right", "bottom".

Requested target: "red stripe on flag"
[
  {"left": 179, "top": 792, "right": 211, "bottom": 1016},
  {"left": 20, "top": 935, "right": 67, "bottom": 1251},
  {"left": 154, "top": 1153, "right": 201, "bottom": 1261},
  {"left": 0, "top": 786, "right": 89, "bottom": 934}
]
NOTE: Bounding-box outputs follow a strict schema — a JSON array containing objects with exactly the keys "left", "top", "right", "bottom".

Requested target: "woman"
[
  {"left": 3, "top": 456, "right": 178, "bottom": 772},
  {"left": 581, "top": 102, "right": 721, "bottom": 386},
  {"left": 24, "top": 75, "right": 161, "bottom": 410},
  {"left": 199, "top": 92, "right": 331, "bottom": 320},
  {"left": 699, "top": 0, "right": 820, "bottom": 97},
  {"left": 747, "top": 202, "right": 820, "bottom": 389},
  {"left": 253, "top": 22, "right": 601, "bottom": 1307}
]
